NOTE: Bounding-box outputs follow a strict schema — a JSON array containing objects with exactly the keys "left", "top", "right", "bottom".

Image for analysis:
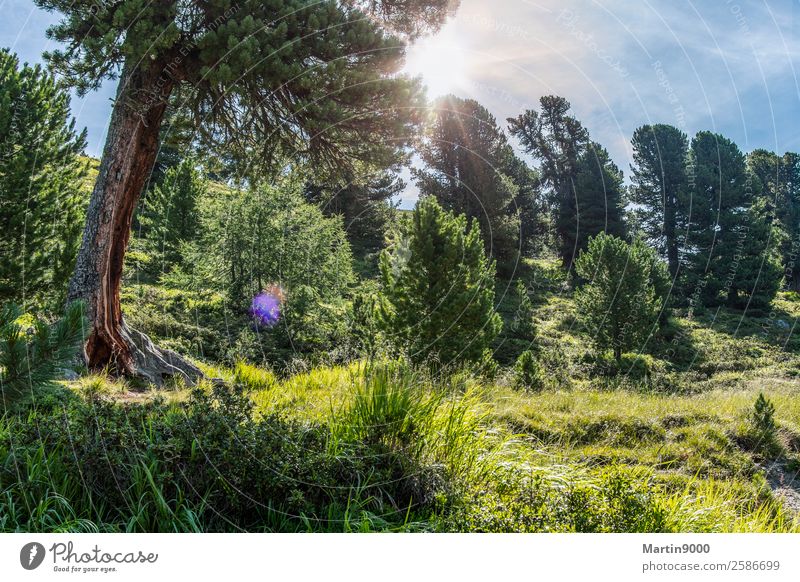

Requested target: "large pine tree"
[
  {"left": 35, "top": 0, "right": 457, "bottom": 382},
  {"left": 0, "top": 49, "right": 87, "bottom": 311},
  {"left": 568, "top": 142, "right": 627, "bottom": 258},
  {"left": 685, "top": 132, "right": 780, "bottom": 308},
  {"left": 748, "top": 149, "right": 800, "bottom": 291},
  {"left": 414, "top": 95, "right": 522, "bottom": 276},
  {"left": 629, "top": 124, "right": 689, "bottom": 279},
  {"left": 508, "top": 95, "right": 590, "bottom": 269}
]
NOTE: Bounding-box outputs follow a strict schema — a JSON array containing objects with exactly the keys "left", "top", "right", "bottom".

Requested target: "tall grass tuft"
[{"left": 331, "top": 361, "right": 498, "bottom": 500}]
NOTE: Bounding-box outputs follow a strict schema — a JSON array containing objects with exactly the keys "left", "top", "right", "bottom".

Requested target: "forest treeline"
[{"left": 1, "top": 44, "right": 799, "bottom": 375}]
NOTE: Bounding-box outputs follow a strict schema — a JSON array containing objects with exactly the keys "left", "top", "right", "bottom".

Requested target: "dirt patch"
[{"left": 762, "top": 461, "right": 800, "bottom": 515}]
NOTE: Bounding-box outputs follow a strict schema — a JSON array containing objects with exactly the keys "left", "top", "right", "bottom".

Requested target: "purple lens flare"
[{"left": 250, "top": 285, "right": 284, "bottom": 326}]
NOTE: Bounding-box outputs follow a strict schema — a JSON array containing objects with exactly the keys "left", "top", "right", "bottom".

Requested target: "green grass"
[
  {"left": 4, "top": 260, "right": 800, "bottom": 532},
  {"left": 3, "top": 356, "right": 798, "bottom": 532}
]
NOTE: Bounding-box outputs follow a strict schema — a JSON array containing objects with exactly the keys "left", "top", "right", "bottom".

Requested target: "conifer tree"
[
  {"left": 685, "top": 132, "right": 780, "bottom": 308},
  {"left": 508, "top": 95, "right": 590, "bottom": 269},
  {"left": 35, "top": 0, "right": 457, "bottom": 381},
  {"left": 748, "top": 149, "right": 800, "bottom": 291},
  {"left": 575, "top": 234, "right": 661, "bottom": 362},
  {"left": 140, "top": 158, "right": 205, "bottom": 274},
  {"left": 414, "top": 95, "right": 522, "bottom": 276},
  {"left": 0, "top": 49, "right": 87, "bottom": 310},
  {"left": 569, "top": 142, "right": 627, "bottom": 257},
  {"left": 503, "top": 153, "right": 545, "bottom": 256},
  {"left": 378, "top": 196, "right": 501, "bottom": 366},
  {"left": 305, "top": 171, "right": 403, "bottom": 250},
  {"left": 629, "top": 124, "right": 689, "bottom": 278},
  {"left": 511, "top": 279, "right": 538, "bottom": 343}
]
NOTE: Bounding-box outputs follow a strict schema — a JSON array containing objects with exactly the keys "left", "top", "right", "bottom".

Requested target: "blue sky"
[{"left": 2, "top": 0, "right": 799, "bottom": 207}]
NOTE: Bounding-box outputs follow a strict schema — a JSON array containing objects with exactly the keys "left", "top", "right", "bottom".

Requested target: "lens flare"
[{"left": 250, "top": 285, "right": 284, "bottom": 326}]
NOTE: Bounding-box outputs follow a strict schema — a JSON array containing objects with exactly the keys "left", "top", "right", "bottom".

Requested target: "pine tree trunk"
[
  {"left": 665, "top": 195, "right": 679, "bottom": 279},
  {"left": 68, "top": 61, "right": 201, "bottom": 385}
]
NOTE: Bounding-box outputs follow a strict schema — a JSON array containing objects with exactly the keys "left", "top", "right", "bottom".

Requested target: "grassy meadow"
[{"left": 4, "top": 259, "right": 799, "bottom": 533}]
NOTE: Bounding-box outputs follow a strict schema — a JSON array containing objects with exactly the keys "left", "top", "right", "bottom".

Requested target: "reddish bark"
[{"left": 68, "top": 60, "right": 201, "bottom": 384}]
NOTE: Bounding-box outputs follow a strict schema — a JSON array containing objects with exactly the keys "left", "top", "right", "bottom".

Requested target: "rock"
[{"left": 60, "top": 368, "right": 80, "bottom": 381}]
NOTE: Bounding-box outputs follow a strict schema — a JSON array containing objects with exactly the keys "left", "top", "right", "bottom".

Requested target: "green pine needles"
[
  {"left": 575, "top": 234, "right": 663, "bottom": 363},
  {"left": 0, "top": 302, "right": 86, "bottom": 403},
  {"left": 0, "top": 49, "right": 87, "bottom": 310},
  {"left": 379, "top": 197, "right": 502, "bottom": 367}
]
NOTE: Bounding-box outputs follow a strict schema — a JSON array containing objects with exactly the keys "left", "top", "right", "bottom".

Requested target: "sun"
[{"left": 402, "top": 25, "right": 467, "bottom": 99}]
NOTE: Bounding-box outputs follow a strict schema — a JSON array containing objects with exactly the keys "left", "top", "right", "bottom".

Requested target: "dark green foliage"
[
  {"left": 0, "top": 302, "right": 86, "bottom": 403},
  {"left": 0, "top": 49, "right": 87, "bottom": 309},
  {"left": 731, "top": 198, "right": 783, "bottom": 312},
  {"left": 503, "top": 154, "right": 546, "bottom": 256},
  {"left": 378, "top": 196, "right": 502, "bottom": 367},
  {"left": 415, "top": 96, "right": 523, "bottom": 276},
  {"left": 305, "top": 172, "right": 402, "bottom": 251},
  {"left": 490, "top": 278, "right": 542, "bottom": 366},
  {"left": 568, "top": 142, "right": 627, "bottom": 257},
  {"left": 510, "top": 280, "right": 538, "bottom": 342},
  {"left": 629, "top": 124, "right": 689, "bottom": 278},
  {"left": 751, "top": 393, "right": 777, "bottom": 436},
  {"left": 140, "top": 159, "right": 204, "bottom": 275},
  {"left": 575, "top": 234, "right": 662, "bottom": 362},
  {"left": 683, "top": 132, "right": 781, "bottom": 310},
  {"left": 748, "top": 150, "right": 800, "bottom": 292},
  {"left": 736, "top": 393, "right": 782, "bottom": 459},
  {"left": 151, "top": 105, "right": 199, "bottom": 183},
  {"left": 514, "top": 350, "right": 544, "bottom": 391},
  {"left": 508, "top": 96, "right": 590, "bottom": 269},
  {"left": 347, "top": 282, "right": 382, "bottom": 358},
  {"left": 447, "top": 467, "right": 669, "bottom": 533},
  {"left": 0, "top": 383, "right": 448, "bottom": 532},
  {"left": 37, "top": 0, "right": 453, "bottom": 180}
]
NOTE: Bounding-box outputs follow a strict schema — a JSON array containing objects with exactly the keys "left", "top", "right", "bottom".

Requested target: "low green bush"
[
  {"left": 0, "top": 302, "right": 85, "bottom": 405},
  {"left": 514, "top": 350, "right": 545, "bottom": 391},
  {"left": 0, "top": 382, "right": 450, "bottom": 532},
  {"left": 734, "top": 393, "right": 783, "bottom": 459},
  {"left": 444, "top": 466, "right": 669, "bottom": 533}
]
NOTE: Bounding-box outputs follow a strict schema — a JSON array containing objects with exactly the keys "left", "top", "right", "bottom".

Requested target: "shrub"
[
  {"left": 739, "top": 393, "right": 782, "bottom": 458},
  {"left": 751, "top": 393, "right": 777, "bottom": 436},
  {"left": 0, "top": 381, "right": 456, "bottom": 532},
  {"left": 514, "top": 350, "right": 545, "bottom": 391},
  {"left": 445, "top": 466, "right": 669, "bottom": 533},
  {"left": 575, "top": 234, "right": 662, "bottom": 363},
  {"left": 378, "top": 197, "right": 502, "bottom": 367},
  {"left": 508, "top": 279, "right": 538, "bottom": 344},
  {"left": 347, "top": 281, "right": 382, "bottom": 358}
]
